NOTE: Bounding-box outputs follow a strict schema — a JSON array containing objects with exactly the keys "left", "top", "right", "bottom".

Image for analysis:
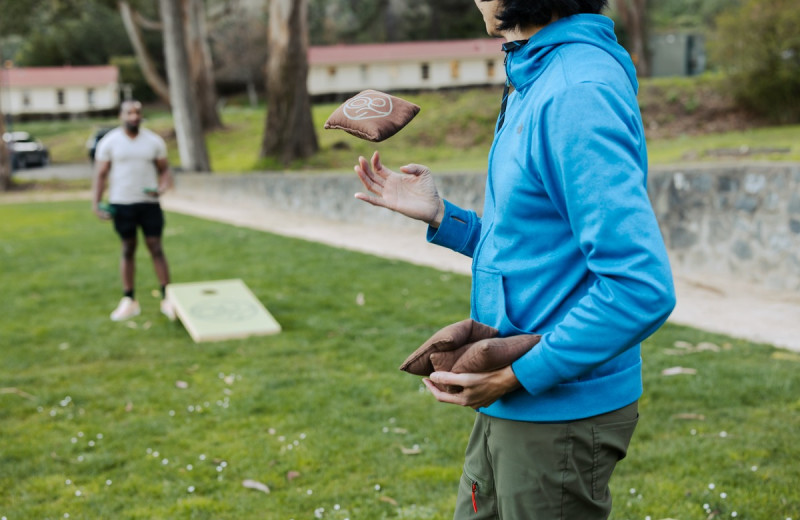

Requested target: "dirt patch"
[{"left": 638, "top": 80, "right": 770, "bottom": 139}]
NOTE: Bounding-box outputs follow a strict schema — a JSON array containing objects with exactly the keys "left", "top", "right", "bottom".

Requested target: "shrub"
[{"left": 710, "top": 0, "right": 800, "bottom": 123}]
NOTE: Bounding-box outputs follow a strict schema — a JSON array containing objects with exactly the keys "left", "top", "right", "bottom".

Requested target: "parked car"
[
  {"left": 2, "top": 131, "right": 50, "bottom": 170},
  {"left": 86, "top": 127, "right": 112, "bottom": 163}
]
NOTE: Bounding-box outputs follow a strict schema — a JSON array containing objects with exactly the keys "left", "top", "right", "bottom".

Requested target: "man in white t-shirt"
[{"left": 92, "top": 100, "right": 176, "bottom": 321}]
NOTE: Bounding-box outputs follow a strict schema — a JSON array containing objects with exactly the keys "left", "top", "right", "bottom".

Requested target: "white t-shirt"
[{"left": 96, "top": 127, "right": 168, "bottom": 204}]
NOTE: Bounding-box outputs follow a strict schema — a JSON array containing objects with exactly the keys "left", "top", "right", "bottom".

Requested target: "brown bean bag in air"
[{"left": 324, "top": 89, "right": 420, "bottom": 142}]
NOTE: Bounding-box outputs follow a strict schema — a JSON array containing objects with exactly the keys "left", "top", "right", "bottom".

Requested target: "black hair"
[{"left": 487, "top": 0, "right": 608, "bottom": 31}]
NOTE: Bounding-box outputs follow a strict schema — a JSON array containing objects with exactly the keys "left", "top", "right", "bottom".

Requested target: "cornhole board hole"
[{"left": 166, "top": 279, "right": 281, "bottom": 343}]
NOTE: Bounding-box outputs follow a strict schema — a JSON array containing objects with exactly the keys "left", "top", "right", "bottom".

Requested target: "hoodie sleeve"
[
  {"left": 511, "top": 81, "right": 676, "bottom": 396},
  {"left": 426, "top": 199, "right": 482, "bottom": 258}
]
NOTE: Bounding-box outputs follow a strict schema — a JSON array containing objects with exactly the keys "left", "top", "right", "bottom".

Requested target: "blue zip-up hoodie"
[{"left": 427, "top": 14, "right": 676, "bottom": 422}]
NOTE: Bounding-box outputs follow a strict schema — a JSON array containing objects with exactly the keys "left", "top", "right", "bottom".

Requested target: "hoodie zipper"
[{"left": 497, "top": 39, "right": 528, "bottom": 132}]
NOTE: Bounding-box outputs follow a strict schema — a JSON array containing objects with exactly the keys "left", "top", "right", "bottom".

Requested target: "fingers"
[
  {"left": 353, "top": 192, "right": 390, "bottom": 210},
  {"left": 355, "top": 155, "right": 385, "bottom": 195},
  {"left": 423, "top": 374, "right": 472, "bottom": 407}
]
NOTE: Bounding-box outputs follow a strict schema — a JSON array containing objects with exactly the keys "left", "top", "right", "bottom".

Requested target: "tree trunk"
[
  {"left": 160, "top": 0, "right": 211, "bottom": 172},
  {"left": 261, "top": 0, "right": 318, "bottom": 165},
  {"left": 184, "top": 0, "right": 223, "bottom": 130},
  {"left": 118, "top": 0, "right": 171, "bottom": 105},
  {"left": 616, "top": 0, "right": 650, "bottom": 77}
]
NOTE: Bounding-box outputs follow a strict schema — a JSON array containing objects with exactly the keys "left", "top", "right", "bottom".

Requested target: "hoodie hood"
[{"left": 505, "top": 14, "right": 638, "bottom": 94}]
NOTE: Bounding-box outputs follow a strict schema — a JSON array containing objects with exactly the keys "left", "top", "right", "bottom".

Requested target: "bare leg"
[
  {"left": 121, "top": 237, "right": 137, "bottom": 293},
  {"left": 145, "top": 236, "right": 170, "bottom": 288}
]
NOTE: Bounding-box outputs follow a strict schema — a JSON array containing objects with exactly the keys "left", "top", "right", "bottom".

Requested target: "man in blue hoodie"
[{"left": 354, "top": 1, "right": 676, "bottom": 518}]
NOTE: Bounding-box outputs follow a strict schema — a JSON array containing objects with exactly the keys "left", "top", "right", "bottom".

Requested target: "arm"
[
  {"left": 511, "top": 83, "right": 676, "bottom": 396},
  {"left": 154, "top": 157, "right": 173, "bottom": 195},
  {"left": 92, "top": 160, "right": 112, "bottom": 219}
]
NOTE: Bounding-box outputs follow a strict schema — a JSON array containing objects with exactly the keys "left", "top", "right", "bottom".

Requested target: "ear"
[
  {"left": 450, "top": 334, "right": 542, "bottom": 373},
  {"left": 399, "top": 319, "right": 498, "bottom": 375}
]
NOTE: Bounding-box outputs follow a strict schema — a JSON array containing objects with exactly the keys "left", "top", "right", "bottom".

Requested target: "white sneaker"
[
  {"left": 160, "top": 298, "right": 176, "bottom": 321},
  {"left": 110, "top": 297, "right": 141, "bottom": 321}
]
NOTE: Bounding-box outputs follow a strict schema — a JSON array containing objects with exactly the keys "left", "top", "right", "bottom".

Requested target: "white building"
[
  {"left": 0, "top": 65, "right": 119, "bottom": 117},
  {"left": 308, "top": 38, "right": 507, "bottom": 96}
]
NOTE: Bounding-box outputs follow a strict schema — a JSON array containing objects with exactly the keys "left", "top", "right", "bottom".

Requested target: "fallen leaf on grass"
[
  {"left": 665, "top": 341, "right": 721, "bottom": 356},
  {"left": 286, "top": 471, "right": 301, "bottom": 481},
  {"left": 125, "top": 402, "right": 134, "bottom": 412},
  {"left": 379, "top": 496, "right": 398, "bottom": 506},
  {"left": 175, "top": 380, "right": 189, "bottom": 389},
  {"left": 242, "top": 479, "right": 270, "bottom": 494},
  {"left": 401, "top": 446, "right": 422, "bottom": 455},
  {"left": 0, "top": 387, "right": 35, "bottom": 400},
  {"left": 661, "top": 366, "right": 697, "bottom": 376},
  {"left": 672, "top": 413, "right": 706, "bottom": 420}
]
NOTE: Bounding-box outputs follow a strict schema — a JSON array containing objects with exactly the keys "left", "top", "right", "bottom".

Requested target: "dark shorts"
[{"left": 111, "top": 202, "right": 165, "bottom": 239}]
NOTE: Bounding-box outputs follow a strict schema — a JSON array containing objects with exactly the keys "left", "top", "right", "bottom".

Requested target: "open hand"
[{"left": 354, "top": 151, "right": 444, "bottom": 226}]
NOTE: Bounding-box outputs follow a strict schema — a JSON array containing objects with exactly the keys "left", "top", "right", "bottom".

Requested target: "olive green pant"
[{"left": 453, "top": 402, "right": 638, "bottom": 520}]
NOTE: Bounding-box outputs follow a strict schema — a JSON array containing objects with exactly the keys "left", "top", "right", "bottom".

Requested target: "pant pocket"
[
  {"left": 591, "top": 414, "right": 639, "bottom": 500},
  {"left": 454, "top": 468, "right": 496, "bottom": 520}
]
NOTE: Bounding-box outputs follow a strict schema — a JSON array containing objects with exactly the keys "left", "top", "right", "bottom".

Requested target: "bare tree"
[
  {"left": 119, "top": 0, "right": 171, "bottom": 105},
  {"left": 160, "top": 0, "right": 211, "bottom": 172},
  {"left": 261, "top": 0, "right": 318, "bottom": 165},
  {"left": 208, "top": 1, "right": 266, "bottom": 107},
  {"left": 615, "top": 0, "right": 650, "bottom": 77},
  {"left": 120, "top": 0, "right": 222, "bottom": 131},
  {"left": 185, "top": 0, "right": 223, "bottom": 130}
]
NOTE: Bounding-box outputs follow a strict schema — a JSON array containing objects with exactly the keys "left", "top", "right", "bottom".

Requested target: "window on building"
[
  {"left": 450, "top": 61, "right": 460, "bottom": 79},
  {"left": 22, "top": 91, "right": 31, "bottom": 107},
  {"left": 360, "top": 64, "right": 368, "bottom": 82},
  {"left": 327, "top": 66, "right": 337, "bottom": 77},
  {"left": 487, "top": 60, "right": 496, "bottom": 79},
  {"left": 57, "top": 89, "right": 65, "bottom": 106},
  {"left": 87, "top": 88, "right": 95, "bottom": 107},
  {"left": 421, "top": 63, "right": 430, "bottom": 80}
]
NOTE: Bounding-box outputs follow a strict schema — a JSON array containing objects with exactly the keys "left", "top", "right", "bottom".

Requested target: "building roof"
[
  {"left": 309, "top": 38, "right": 506, "bottom": 65},
  {"left": 1, "top": 65, "right": 119, "bottom": 88}
]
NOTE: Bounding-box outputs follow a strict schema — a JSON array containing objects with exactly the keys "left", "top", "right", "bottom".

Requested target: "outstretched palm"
[{"left": 354, "top": 151, "right": 443, "bottom": 225}]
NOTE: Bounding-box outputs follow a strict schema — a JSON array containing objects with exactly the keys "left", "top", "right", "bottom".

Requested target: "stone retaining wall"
[{"left": 174, "top": 162, "right": 800, "bottom": 291}]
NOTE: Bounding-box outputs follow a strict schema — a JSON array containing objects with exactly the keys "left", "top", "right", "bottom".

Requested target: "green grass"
[
  {"left": 1, "top": 201, "right": 799, "bottom": 519},
  {"left": 647, "top": 125, "right": 800, "bottom": 164},
  {"left": 13, "top": 85, "right": 800, "bottom": 174}
]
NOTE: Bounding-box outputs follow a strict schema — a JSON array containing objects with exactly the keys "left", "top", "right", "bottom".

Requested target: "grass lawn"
[{"left": 1, "top": 201, "right": 799, "bottom": 520}]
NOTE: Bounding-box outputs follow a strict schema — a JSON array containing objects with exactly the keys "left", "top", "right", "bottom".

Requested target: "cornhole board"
[{"left": 166, "top": 279, "right": 281, "bottom": 343}]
